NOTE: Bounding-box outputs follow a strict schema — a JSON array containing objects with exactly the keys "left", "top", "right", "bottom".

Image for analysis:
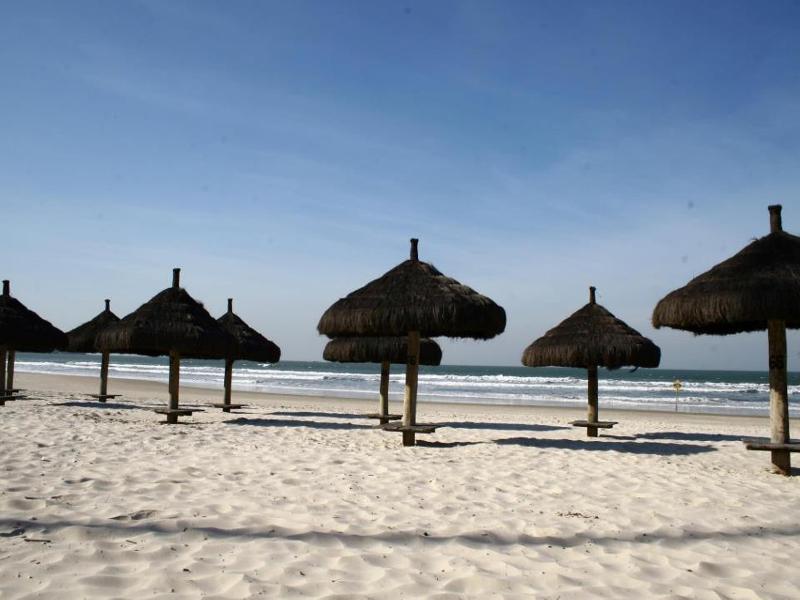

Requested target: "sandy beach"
[{"left": 1, "top": 372, "right": 799, "bottom": 599}]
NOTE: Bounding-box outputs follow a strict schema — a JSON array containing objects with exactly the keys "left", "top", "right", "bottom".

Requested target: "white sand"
[{"left": 1, "top": 372, "right": 800, "bottom": 599}]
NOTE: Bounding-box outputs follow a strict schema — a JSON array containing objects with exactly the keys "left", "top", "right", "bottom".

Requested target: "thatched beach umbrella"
[
  {"left": 96, "top": 269, "right": 235, "bottom": 423},
  {"left": 66, "top": 299, "right": 120, "bottom": 401},
  {"left": 216, "top": 298, "right": 280, "bottom": 412},
  {"left": 523, "top": 287, "right": 661, "bottom": 436},
  {"left": 318, "top": 239, "right": 506, "bottom": 445},
  {"left": 0, "top": 280, "right": 67, "bottom": 397},
  {"left": 323, "top": 336, "right": 443, "bottom": 424},
  {"left": 653, "top": 205, "right": 800, "bottom": 474}
]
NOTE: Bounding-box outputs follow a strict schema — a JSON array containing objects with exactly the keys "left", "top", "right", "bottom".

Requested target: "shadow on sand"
[
  {"left": 415, "top": 440, "right": 484, "bottom": 448},
  {"left": 2, "top": 517, "right": 798, "bottom": 551},
  {"left": 494, "top": 436, "right": 715, "bottom": 455},
  {"left": 225, "top": 417, "right": 373, "bottom": 431},
  {"left": 270, "top": 410, "right": 376, "bottom": 420},
  {"left": 51, "top": 401, "right": 144, "bottom": 411},
  {"left": 636, "top": 431, "right": 752, "bottom": 443},
  {"left": 440, "top": 421, "right": 567, "bottom": 433},
  {"left": 269, "top": 414, "right": 570, "bottom": 434}
]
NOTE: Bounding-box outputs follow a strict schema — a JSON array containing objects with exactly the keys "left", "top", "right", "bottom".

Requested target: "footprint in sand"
[{"left": 110, "top": 510, "right": 158, "bottom": 521}]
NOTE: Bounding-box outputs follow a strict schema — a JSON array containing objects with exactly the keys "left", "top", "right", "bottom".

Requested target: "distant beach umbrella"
[
  {"left": 216, "top": 298, "right": 280, "bottom": 412},
  {"left": 97, "top": 268, "right": 235, "bottom": 423},
  {"left": 318, "top": 239, "right": 506, "bottom": 445},
  {"left": 0, "top": 280, "right": 67, "bottom": 396},
  {"left": 522, "top": 286, "right": 661, "bottom": 437},
  {"left": 653, "top": 205, "right": 800, "bottom": 474},
  {"left": 66, "top": 299, "right": 120, "bottom": 402},
  {"left": 323, "top": 336, "right": 442, "bottom": 424}
]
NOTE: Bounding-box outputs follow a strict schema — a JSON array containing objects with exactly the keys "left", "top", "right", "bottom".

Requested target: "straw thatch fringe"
[
  {"left": 652, "top": 229, "right": 800, "bottom": 335},
  {"left": 323, "top": 336, "right": 442, "bottom": 365},
  {"left": 318, "top": 242, "right": 506, "bottom": 339},
  {"left": 67, "top": 300, "right": 119, "bottom": 353},
  {"left": 522, "top": 296, "right": 660, "bottom": 370},
  {"left": 97, "top": 277, "right": 235, "bottom": 358},
  {"left": 218, "top": 302, "right": 280, "bottom": 363},
  {"left": 0, "top": 280, "right": 67, "bottom": 351}
]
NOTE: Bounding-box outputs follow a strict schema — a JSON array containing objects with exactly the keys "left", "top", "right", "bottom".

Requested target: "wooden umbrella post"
[
  {"left": 223, "top": 357, "right": 234, "bottom": 412},
  {"left": 766, "top": 206, "right": 791, "bottom": 474},
  {"left": 402, "top": 331, "right": 421, "bottom": 446},
  {"left": 223, "top": 298, "right": 234, "bottom": 412},
  {"left": 168, "top": 350, "right": 181, "bottom": 424},
  {"left": 587, "top": 365, "right": 599, "bottom": 437},
  {"left": 0, "top": 349, "right": 6, "bottom": 395},
  {"left": 165, "top": 269, "right": 182, "bottom": 423},
  {"left": 6, "top": 350, "right": 15, "bottom": 392},
  {"left": 379, "top": 360, "right": 390, "bottom": 424},
  {"left": 0, "top": 283, "right": 5, "bottom": 394},
  {"left": 99, "top": 351, "right": 110, "bottom": 401},
  {"left": 586, "top": 287, "right": 599, "bottom": 437},
  {"left": 767, "top": 319, "right": 791, "bottom": 475}
]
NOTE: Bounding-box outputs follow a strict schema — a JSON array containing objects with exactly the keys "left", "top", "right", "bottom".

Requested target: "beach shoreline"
[
  {"left": 15, "top": 351, "right": 799, "bottom": 418},
  {"left": 13, "top": 371, "right": 799, "bottom": 427},
  {"left": 1, "top": 372, "right": 799, "bottom": 598}
]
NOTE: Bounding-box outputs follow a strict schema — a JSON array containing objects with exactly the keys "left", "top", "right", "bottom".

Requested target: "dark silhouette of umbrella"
[
  {"left": 653, "top": 205, "right": 800, "bottom": 474},
  {"left": 216, "top": 298, "right": 280, "bottom": 412},
  {"left": 0, "top": 279, "right": 67, "bottom": 395},
  {"left": 318, "top": 239, "right": 505, "bottom": 445},
  {"left": 523, "top": 286, "right": 660, "bottom": 436},
  {"left": 97, "top": 269, "right": 235, "bottom": 423},
  {"left": 323, "top": 336, "right": 442, "bottom": 424},
  {"left": 66, "top": 299, "right": 120, "bottom": 401}
]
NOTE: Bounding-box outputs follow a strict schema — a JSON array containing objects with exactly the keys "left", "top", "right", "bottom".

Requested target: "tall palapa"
[
  {"left": 66, "top": 299, "right": 120, "bottom": 401},
  {"left": 318, "top": 239, "right": 505, "bottom": 446},
  {"left": 0, "top": 279, "right": 67, "bottom": 397},
  {"left": 653, "top": 205, "right": 800, "bottom": 474},
  {"left": 523, "top": 286, "right": 661, "bottom": 436},
  {"left": 216, "top": 298, "right": 281, "bottom": 412},
  {"left": 96, "top": 269, "right": 235, "bottom": 423}
]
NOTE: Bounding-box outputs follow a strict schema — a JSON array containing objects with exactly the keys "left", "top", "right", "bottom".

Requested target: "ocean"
[{"left": 12, "top": 352, "right": 800, "bottom": 417}]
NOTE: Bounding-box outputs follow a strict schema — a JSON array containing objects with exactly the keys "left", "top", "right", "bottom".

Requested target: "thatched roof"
[
  {"left": 66, "top": 299, "right": 120, "bottom": 353},
  {"left": 522, "top": 287, "right": 661, "bottom": 370},
  {"left": 323, "top": 336, "right": 442, "bottom": 365},
  {"left": 318, "top": 239, "right": 506, "bottom": 339},
  {"left": 653, "top": 205, "right": 800, "bottom": 335},
  {"left": 0, "top": 280, "right": 67, "bottom": 352},
  {"left": 96, "top": 269, "right": 235, "bottom": 358},
  {"left": 218, "top": 298, "right": 281, "bottom": 363}
]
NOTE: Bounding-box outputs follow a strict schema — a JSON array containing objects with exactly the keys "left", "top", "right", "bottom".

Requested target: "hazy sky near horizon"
[{"left": 2, "top": 0, "right": 800, "bottom": 369}]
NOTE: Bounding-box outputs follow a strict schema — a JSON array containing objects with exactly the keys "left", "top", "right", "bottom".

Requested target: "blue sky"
[{"left": 2, "top": 0, "right": 799, "bottom": 369}]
